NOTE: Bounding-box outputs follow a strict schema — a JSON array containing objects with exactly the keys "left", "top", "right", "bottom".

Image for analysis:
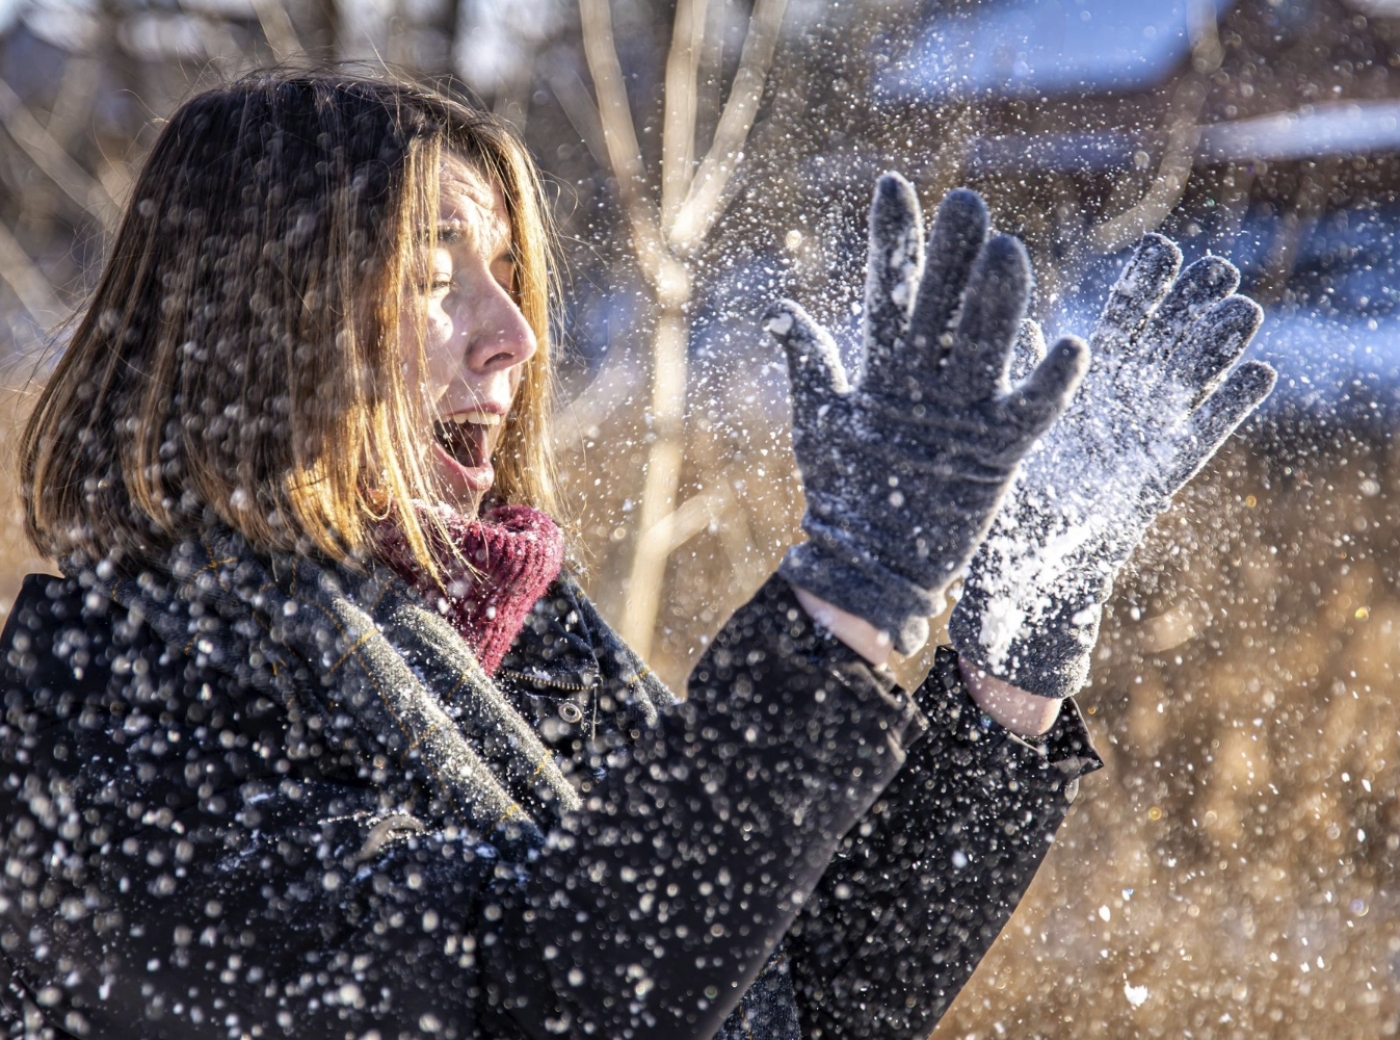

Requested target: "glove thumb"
[
  {"left": 1008, "top": 318, "right": 1047, "bottom": 383},
  {"left": 765, "top": 299, "right": 850, "bottom": 427},
  {"left": 1006, "top": 334, "right": 1090, "bottom": 438}
]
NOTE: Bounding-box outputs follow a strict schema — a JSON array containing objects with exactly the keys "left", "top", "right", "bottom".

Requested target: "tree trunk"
[{"left": 619, "top": 271, "right": 692, "bottom": 660}]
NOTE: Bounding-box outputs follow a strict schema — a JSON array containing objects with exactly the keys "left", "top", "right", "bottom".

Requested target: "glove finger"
[
  {"left": 1140, "top": 255, "right": 1241, "bottom": 367},
  {"left": 1092, "top": 233, "right": 1182, "bottom": 360},
  {"left": 1004, "top": 334, "right": 1090, "bottom": 439},
  {"left": 1009, "top": 318, "right": 1047, "bottom": 383},
  {"left": 1165, "top": 360, "right": 1277, "bottom": 495},
  {"left": 764, "top": 299, "right": 849, "bottom": 432},
  {"left": 860, "top": 173, "right": 924, "bottom": 391},
  {"left": 905, "top": 188, "right": 990, "bottom": 357},
  {"left": 1164, "top": 294, "right": 1264, "bottom": 404},
  {"left": 944, "top": 234, "right": 1032, "bottom": 399}
]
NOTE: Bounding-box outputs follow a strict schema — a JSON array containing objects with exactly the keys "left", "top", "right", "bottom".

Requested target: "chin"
[
  {"left": 439, "top": 476, "right": 489, "bottom": 518},
  {"left": 432, "top": 443, "right": 495, "bottom": 517}
]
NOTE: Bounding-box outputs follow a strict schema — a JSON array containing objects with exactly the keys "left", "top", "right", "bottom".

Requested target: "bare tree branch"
[
  {"left": 617, "top": 294, "right": 690, "bottom": 658},
  {"left": 669, "top": 0, "right": 788, "bottom": 255},
  {"left": 183, "top": 13, "right": 247, "bottom": 71},
  {"left": 576, "top": 0, "right": 787, "bottom": 655},
  {"left": 621, "top": 454, "right": 738, "bottom": 656},
  {"left": 252, "top": 0, "right": 305, "bottom": 62},
  {"left": 543, "top": 60, "right": 611, "bottom": 170},
  {"left": 42, "top": 57, "right": 101, "bottom": 150},
  {"left": 693, "top": 0, "right": 729, "bottom": 155},
  {"left": 0, "top": 222, "right": 63, "bottom": 326},
  {"left": 0, "top": 77, "right": 118, "bottom": 227},
  {"left": 1090, "top": 88, "right": 1202, "bottom": 254},
  {"left": 577, "top": 0, "right": 672, "bottom": 290},
  {"left": 640, "top": 467, "right": 739, "bottom": 561},
  {"left": 660, "top": 0, "right": 709, "bottom": 233}
]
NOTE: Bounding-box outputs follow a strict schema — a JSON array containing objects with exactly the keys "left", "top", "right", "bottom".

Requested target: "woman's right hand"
[{"left": 766, "top": 173, "right": 1088, "bottom": 656}]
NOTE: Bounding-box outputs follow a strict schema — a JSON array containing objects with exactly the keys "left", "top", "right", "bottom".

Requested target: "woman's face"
[{"left": 405, "top": 152, "right": 537, "bottom": 516}]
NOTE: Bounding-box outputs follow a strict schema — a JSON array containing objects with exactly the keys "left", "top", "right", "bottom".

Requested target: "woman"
[{"left": 0, "top": 71, "right": 1270, "bottom": 1040}]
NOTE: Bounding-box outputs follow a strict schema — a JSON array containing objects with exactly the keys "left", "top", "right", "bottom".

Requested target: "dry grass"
[{"left": 929, "top": 425, "right": 1400, "bottom": 1040}]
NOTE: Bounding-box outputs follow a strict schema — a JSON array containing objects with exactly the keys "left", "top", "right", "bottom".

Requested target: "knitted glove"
[
  {"left": 766, "top": 174, "right": 1088, "bottom": 654},
  {"left": 949, "top": 234, "right": 1278, "bottom": 699}
]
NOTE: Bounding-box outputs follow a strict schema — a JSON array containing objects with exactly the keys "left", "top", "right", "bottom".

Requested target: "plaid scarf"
[{"left": 67, "top": 527, "right": 581, "bottom": 847}]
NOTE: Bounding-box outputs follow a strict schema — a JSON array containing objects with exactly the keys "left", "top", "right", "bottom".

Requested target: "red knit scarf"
[{"left": 375, "top": 503, "right": 565, "bottom": 676}]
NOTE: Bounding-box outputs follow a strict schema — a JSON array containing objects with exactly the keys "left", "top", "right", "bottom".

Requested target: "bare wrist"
[
  {"left": 790, "top": 584, "right": 902, "bottom": 668},
  {"left": 958, "top": 657, "right": 1063, "bottom": 737}
]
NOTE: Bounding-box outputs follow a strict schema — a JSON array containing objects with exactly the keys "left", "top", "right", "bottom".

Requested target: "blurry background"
[{"left": 1, "top": 0, "right": 1398, "bottom": 1036}]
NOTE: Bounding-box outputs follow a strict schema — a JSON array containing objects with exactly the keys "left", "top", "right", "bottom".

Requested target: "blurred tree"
[{"left": 571, "top": 0, "right": 788, "bottom": 658}]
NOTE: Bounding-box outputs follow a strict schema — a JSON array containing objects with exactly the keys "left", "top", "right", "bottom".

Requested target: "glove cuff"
[
  {"left": 948, "top": 587, "right": 1099, "bottom": 700},
  {"left": 780, "top": 540, "right": 939, "bottom": 656}
]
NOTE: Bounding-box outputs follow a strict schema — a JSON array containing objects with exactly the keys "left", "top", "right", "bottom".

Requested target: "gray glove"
[
  {"left": 766, "top": 174, "right": 1088, "bottom": 654},
  {"left": 949, "top": 234, "right": 1278, "bottom": 699}
]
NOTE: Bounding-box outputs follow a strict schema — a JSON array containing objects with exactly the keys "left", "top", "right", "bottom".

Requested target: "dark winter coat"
[{"left": 0, "top": 541, "right": 1098, "bottom": 1040}]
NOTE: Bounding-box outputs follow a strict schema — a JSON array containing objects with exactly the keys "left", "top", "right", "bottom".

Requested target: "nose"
[{"left": 464, "top": 284, "right": 536, "bottom": 377}]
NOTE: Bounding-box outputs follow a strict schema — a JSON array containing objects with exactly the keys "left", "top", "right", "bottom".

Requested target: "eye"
[
  {"left": 421, "top": 246, "right": 454, "bottom": 296},
  {"left": 424, "top": 267, "right": 453, "bottom": 296}
]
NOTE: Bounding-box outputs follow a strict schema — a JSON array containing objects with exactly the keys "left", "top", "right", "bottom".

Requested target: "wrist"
[
  {"left": 949, "top": 580, "right": 1101, "bottom": 701},
  {"left": 779, "top": 539, "right": 936, "bottom": 656},
  {"left": 958, "top": 656, "right": 1062, "bottom": 737},
  {"left": 790, "top": 584, "right": 903, "bottom": 668}
]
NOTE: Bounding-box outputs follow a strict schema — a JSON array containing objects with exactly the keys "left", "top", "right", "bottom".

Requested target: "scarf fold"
[
  {"left": 375, "top": 503, "right": 565, "bottom": 676},
  {"left": 65, "top": 527, "right": 581, "bottom": 848}
]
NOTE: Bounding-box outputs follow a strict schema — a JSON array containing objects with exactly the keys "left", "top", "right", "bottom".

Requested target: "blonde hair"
[{"left": 21, "top": 71, "right": 559, "bottom": 575}]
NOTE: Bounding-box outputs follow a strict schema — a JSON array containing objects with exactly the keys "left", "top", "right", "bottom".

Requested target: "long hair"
[{"left": 20, "top": 71, "right": 559, "bottom": 575}]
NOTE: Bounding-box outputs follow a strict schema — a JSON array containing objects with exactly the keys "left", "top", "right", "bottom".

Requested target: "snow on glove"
[
  {"left": 766, "top": 174, "right": 1088, "bottom": 654},
  {"left": 949, "top": 234, "right": 1278, "bottom": 699}
]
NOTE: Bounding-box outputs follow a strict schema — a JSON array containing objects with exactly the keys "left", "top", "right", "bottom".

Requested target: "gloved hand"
[
  {"left": 949, "top": 234, "right": 1278, "bottom": 699},
  {"left": 766, "top": 174, "right": 1088, "bottom": 654}
]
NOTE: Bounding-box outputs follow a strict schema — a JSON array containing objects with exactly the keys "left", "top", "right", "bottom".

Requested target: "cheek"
[
  {"left": 508, "top": 358, "right": 527, "bottom": 399},
  {"left": 415, "top": 306, "right": 458, "bottom": 393},
  {"left": 397, "top": 311, "right": 420, "bottom": 384}
]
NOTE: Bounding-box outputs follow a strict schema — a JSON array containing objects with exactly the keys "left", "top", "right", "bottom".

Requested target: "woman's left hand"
[{"left": 948, "top": 235, "right": 1277, "bottom": 702}]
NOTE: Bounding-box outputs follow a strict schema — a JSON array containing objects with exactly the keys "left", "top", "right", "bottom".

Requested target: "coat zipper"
[
  {"left": 496, "top": 667, "right": 597, "bottom": 694},
  {"left": 497, "top": 669, "right": 604, "bottom": 741}
]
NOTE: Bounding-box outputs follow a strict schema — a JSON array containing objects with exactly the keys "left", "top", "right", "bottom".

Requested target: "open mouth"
[{"left": 432, "top": 410, "right": 503, "bottom": 493}]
